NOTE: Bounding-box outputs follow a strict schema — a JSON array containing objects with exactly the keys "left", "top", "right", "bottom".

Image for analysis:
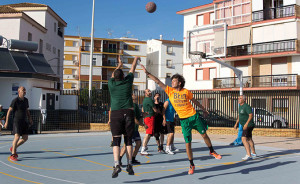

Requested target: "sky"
[{"left": 0, "top": 0, "right": 211, "bottom": 41}]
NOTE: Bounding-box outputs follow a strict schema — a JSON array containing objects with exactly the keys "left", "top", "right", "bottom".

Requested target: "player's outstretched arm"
[
  {"left": 111, "top": 55, "right": 123, "bottom": 78},
  {"left": 190, "top": 98, "right": 209, "bottom": 113},
  {"left": 129, "top": 56, "right": 140, "bottom": 74},
  {"left": 140, "top": 64, "right": 166, "bottom": 90}
]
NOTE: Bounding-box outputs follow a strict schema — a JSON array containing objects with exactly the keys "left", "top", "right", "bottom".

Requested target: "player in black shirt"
[{"left": 4, "top": 86, "right": 33, "bottom": 161}]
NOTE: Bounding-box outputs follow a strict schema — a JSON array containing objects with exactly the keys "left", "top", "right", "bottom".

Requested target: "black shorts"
[
  {"left": 110, "top": 109, "right": 134, "bottom": 137},
  {"left": 13, "top": 119, "right": 29, "bottom": 136},
  {"left": 242, "top": 126, "right": 254, "bottom": 138},
  {"left": 166, "top": 121, "right": 175, "bottom": 134},
  {"left": 154, "top": 116, "right": 167, "bottom": 137},
  {"left": 132, "top": 131, "right": 141, "bottom": 142}
]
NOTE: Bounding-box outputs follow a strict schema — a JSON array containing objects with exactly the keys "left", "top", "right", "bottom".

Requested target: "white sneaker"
[
  {"left": 165, "top": 149, "right": 175, "bottom": 155},
  {"left": 242, "top": 155, "right": 252, "bottom": 161},
  {"left": 251, "top": 153, "right": 257, "bottom": 158},
  {"left": 140, "top": 150, "right": 149, "bottom": 155}
]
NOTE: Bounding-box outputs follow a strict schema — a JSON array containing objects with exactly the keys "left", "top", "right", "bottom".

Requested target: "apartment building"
[
  {"left": 147, "top": 38, "right": 183, "bottom": 90},
  {"left": 64, "top": 36, "right": 147, "bottom": 91},
  {"left": 177, "top": 0, "right": 300, "bottom": 91}
]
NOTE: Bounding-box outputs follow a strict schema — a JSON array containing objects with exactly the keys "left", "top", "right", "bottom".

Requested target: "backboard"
[{"left": 187, "top": 23, "right": 227, "bottom": 60}]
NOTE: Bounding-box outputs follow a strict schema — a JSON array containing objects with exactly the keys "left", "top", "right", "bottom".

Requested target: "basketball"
[{"left": 146, "top": 2, "right": 156, "bottom": 13}]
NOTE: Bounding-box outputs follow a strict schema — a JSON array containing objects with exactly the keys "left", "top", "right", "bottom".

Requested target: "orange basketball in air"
[{"left": 146, "top": 2, "right": 156, "bottom": 13}]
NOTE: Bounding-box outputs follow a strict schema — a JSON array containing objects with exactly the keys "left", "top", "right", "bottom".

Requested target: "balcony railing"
[
  {"left": 103, "top": 48, "right": 118, "bottom": 53},
  {"left": 102, "top": 60, "right": 117, "bottom": 67},
  {"left": 252, "top": 4, "right": 295, "bottom": 22},
  {"left": 252, "top": 39, "right": 295, "bottom": 55},
  {"left": 227, "top": 45, "right": 251, "bottom": 57},
  {"left": 80, "top": 46, "right": 101, "bottom": 52},
  {"left": 226, "top": 39, "right": 296, "bottom": 57},
  {"left": 213, "top": 74, "right": 298, "bottom": 89}
]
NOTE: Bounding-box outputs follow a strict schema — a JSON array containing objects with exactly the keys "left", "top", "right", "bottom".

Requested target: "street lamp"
[{"left": 88, "top": 0, "right": 95, "bottom": 122}]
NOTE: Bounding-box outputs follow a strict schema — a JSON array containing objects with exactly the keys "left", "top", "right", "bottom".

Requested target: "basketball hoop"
[{"left": 189, "top": 51, "right": 205, "bottom": 67}]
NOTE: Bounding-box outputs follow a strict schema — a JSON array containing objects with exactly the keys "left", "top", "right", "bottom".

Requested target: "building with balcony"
[
  {"left": 0, "top": 3, "right": 67, "bottom": 89},
  {"left": 63, "top": 36, "right": 147, "bottom": 91},
  {"left": 177, "top": 0, "right": 300, "bottom": 91},
  {"left": 147, "top": 37, "right": 183, "bottom": 90}
]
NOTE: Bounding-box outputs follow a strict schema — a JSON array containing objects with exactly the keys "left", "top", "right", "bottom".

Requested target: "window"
[
  {"left": 210, "top": 12, "right": 215, "bottom": 24},
  {"left": 73, "top": 41, "right": 78, "bottom": 47},
  {"left": 43, "top": 94, "right": 45, "bottom": 100},
  {"left": 167, "top": 46, "right": 173, "bottom": 54},
  {"left": 135, "top": 45, "right": 140, "bottom": 51},
  {"left": 72, "top": 55, "right": 78, "bottom": 61},
  {"left": 56, "top": 95, "right": 58, "bottom": 101},
  {"left": 272, "top": 98, "right": 288, "bottom": 112},
  {"left": 28, "top": 32, "right": 32, "bottom": 41},
  {"left": 46, "top": 43, "right": 51, "bottom": 52},
  {"left": 134, "top": 72, "right": 140, "bottom": 78},
  {"left": 123, "top": 44, "right": 128, "bottom": 50},
  {"left": 209, "top": 68, "right": 216, "bottom": 80},
  {"left": 196, "top": 69, "right": 203, "bottom": 81},
  {"left": 197, "top": 15, "right": 204, "bottom": 26},
  {"left": 166, "top": 60, "right": 172, "bottom": 68},
  {"left": 54, "top": 23, "right": 57, "bottom": 32},
  {"left": 92, "top": 58, "right": 96, "bottom": 66}
]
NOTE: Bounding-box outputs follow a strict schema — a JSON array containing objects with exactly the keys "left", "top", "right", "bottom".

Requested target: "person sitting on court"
[
  {"left": 140, "top": 65, "right": 222, "bottom": 175},
  {"left": 108, "top": 56, "right": 140, "bottom": 178}
]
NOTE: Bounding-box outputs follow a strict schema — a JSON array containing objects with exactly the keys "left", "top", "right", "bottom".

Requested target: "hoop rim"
[{"left": 189, "top": 51, "right": 206, "bottom": 58}]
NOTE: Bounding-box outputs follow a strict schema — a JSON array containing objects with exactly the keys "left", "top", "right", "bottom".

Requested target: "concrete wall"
[{"left": 0, "top": 19, "right": 21, "bottom": 40}]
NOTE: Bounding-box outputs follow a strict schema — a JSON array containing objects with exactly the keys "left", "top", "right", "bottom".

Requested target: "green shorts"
[{"left": 180, "top": 113, "right": 208, "bottom": 143}]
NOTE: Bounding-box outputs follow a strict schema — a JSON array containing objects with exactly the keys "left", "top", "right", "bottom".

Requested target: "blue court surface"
[{"left": 0, "top": 132, "right": 299, "bottom": 184}]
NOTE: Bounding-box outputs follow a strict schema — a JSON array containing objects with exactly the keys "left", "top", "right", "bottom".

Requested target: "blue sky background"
[{"left": 0, "top": 0, "right": 211, "bottom": 41}]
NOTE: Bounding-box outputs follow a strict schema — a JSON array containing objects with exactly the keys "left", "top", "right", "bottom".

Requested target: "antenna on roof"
[{"left": 76, "top": 26, "right": 81, "bottom": 37}]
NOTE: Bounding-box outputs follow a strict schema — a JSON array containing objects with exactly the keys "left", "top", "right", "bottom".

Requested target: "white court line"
[{"left": 0, "top": 161, "right": 85, "bottom": 184}]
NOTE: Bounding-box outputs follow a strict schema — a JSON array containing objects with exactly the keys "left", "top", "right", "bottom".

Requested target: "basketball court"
[{"left": 1, "top": 132, "right": 299, "bottom": 184}]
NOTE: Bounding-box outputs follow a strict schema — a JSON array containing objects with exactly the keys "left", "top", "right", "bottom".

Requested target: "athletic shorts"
[
  {"left": 110, "top": 109, "right": 134, "bottom": 137},
  {"left": 13, "top": 119, "right": 29, "bottom": 136},
  {"left": 154, "top": 115, "right": 167, "bottom": 137},
  {"left": 132, "top": 131, "right": 141, "bottom": 142},
  {"left": 242, "top": 126, "right": 254, "bottom": 138},
  {"left": 144, "top": 116, "right": 155, "bottom": 135},
  {"left": 166, "top": 121, "right": 175, "bottom": 134},
  {"left": 180, "top": 113, "right": 208, "bottom": 143}
]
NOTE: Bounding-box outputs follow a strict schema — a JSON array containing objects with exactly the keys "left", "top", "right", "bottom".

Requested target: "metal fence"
[{"left": 4, "top": 89, "right": 299, "bottom": 134}]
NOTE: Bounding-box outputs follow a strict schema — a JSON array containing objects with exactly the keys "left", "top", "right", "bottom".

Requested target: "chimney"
[{"left": 160, "top": 35, "right": 163, "bottom": 40}]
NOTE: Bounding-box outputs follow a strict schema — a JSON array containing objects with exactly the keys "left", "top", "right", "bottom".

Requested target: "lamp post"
[{"left": 88, "top": 0, "right": 95, "bottom": 123}]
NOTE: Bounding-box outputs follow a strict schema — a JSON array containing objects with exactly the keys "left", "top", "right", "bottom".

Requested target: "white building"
[
  {"left": 0, "top": 3, "right": 67, "bottom": 89},
  {"left": 147, "top": 38, "right": 183, "bottom": 90},
  {"left": 177, "top": 0, "right": 300, "bottom": 91},
  {"left": 0, "top": 3, "right": 70, "bottom": 110}
]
